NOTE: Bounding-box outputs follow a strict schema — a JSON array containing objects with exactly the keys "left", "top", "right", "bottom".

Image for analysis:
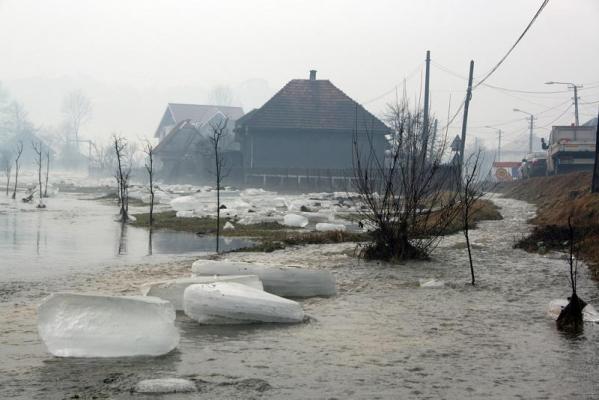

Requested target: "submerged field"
[{"left": 2, "top": 190, "right": 599, "bottom": 398}]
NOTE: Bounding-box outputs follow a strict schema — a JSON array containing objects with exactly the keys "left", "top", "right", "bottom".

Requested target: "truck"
[
  {"left": 520, "top": 151, "right": 548, "bottom": 178},
  {"left": 546, "top": 125, "right": 596, "bottom": 175}
]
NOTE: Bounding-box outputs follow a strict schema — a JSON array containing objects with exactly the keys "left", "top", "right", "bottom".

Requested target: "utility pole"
[
  {"left": 513, "top": 108, "right": 535, "bottom": 154},
  {"left": 592, "top": 108, "right": 599, "bottom": 193},
  {"left": 428, "top": 119, "right": 438, "bottom": 160},
  {"left": 497, "top": 129, "right": 502, "bottom": 162},
  {"left": 528, "top": 115, "right": 534, "bottom": 153},
  {"left": 458, "top": 60, "right": 474, "bottom": 176},
  {"left": 422, "top": 50, "right": 431, "bottom": 160},
  {"left": 545, "top": 81, "right": 583, "bottom": 126},
  {"left": 573, "top": 85, "right": 580, "bottom": 126}
]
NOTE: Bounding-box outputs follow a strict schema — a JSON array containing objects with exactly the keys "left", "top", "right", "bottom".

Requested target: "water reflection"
[{"left": 0, "top": 194, "right": 255, "bottom": 281}]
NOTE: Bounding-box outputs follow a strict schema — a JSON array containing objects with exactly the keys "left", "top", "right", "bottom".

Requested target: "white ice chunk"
[
  {"left": 315, "top": 222, "right": 346, "bottom": 232},
  {"left": 419, "top": 279, "right": 445, "bottom": 288},
  {"left": 140, "top": 275, "right": 264, "bottom": 310},
  {"left": 176, "top": 210, "right": 195, "bottom": 218},
  {"left": 170, "top": 195, "right": 205, "bottom": 211},
  {"left": 191, "top": 259, "right": 336, "bottom": 298},
  {"left": 282, "top": 213, "right": 308, "bottom": 227},
  {"left": 135, "top": 378, "right": 197, "bottom": 393},
  {"left": 37, "top": 293, "right": 179, "bottom": 357},
  {"left": 223, "top": 221, "right": 235, "bottom": 231},
  {"left": 547, "top": 298, "right": 599, "bottom": 322},
  {"left": 183, "top": 282, "right": 304, "bottom": 324}
]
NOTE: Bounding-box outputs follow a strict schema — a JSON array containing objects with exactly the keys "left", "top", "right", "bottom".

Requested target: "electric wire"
[{"left": 473, "top": 0, "right": 550, "bottom": 89}]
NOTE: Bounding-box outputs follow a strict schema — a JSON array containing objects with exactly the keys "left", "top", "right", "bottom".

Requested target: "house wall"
[{"left": 241, "top": 128, "right": 388, "bottom": 170}]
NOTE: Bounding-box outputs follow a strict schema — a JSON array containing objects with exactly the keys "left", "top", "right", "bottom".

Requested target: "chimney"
[{"left": 309, "top": 70, "right": 317, "bottom": 81}]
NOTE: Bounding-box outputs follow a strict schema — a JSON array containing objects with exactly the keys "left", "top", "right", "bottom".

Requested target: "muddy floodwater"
[{"left": 1, "top": 195, "right": 599, "bottom": 399}]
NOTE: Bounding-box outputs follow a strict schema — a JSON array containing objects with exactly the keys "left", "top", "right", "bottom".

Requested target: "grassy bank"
[
  {"left": 131, "top": 198, "right": 501, "bottom": 254},
  {"left": 131, "top": 211, "right": 368, "bottom": 252},
  {"left": 500, "top": 172, "right": 599, "bottom": 277}
]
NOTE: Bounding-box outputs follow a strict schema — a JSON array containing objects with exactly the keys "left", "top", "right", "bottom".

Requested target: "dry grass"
[{"left": 502, "top": 172, "right": 599, "bottom": 276}]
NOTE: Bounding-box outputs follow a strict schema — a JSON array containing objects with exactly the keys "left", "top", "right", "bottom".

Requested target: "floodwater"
[
  {"left": 1, "top": 196, "right": 599, "bottom": 399},
  {"left": 0, "top": 193, "right": 254, "bottom": 281}
]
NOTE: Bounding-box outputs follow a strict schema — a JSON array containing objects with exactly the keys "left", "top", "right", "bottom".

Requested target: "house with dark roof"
[
  {"left": 235, "top": 70, "right": 390, "bottom": 172},
  {"left": 153, "top": 104, "right": 244, "bottom": 182}
]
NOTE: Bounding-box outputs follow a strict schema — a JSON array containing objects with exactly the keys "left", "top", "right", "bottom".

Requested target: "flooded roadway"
[{"left": 1, "top": 195, "right": 598, "bottom": 399}]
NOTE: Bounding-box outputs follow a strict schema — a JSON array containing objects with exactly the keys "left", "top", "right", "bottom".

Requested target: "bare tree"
[
  {"left": 12, "top": 141, "right": 23, "bottom": 199},
  {"left": 556, "top": 216, "right": 587, "bottom": 333},
  {"left": 32, "top": 140, "right": 46, "bottom": 208},
  {"left": 62, "top": 90, "right": 92, "bottom": 149},
  {"left": 352, "top": 99, "right": 460, "bottom": 261},
  {"left": 113, "top": 135, "right": 130, "bottom": 222},
  {"left": 44, "top": 150, "right": 50, "bottom": 197},
  {"left": 208, "top": 85, "right": 234, "bottom": 106},
  {"left": 5, "top": 101, "right": 33, "bottom": 135},
  {"left": 207, "top": 117, "right": 230, "bottom": 253},
  {"left": 144, "top": 141, "right": 155, "bottom": 227},
  {"left": 1, "top": 150, "right": 12, "bottom": 196},
  {"left": 457, "top": 151, "right": 486, "bottom": 285}
]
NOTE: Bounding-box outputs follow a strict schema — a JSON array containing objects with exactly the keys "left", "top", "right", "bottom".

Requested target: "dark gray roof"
[
  {"left": 154, "top": 103, "right": 244, "bottom": 137},
  {"left": 236, "top": 79, "right": 389, "bottom": 133},
  {"left": 583, "top": 117, "right": 597, "bottom": 127}
]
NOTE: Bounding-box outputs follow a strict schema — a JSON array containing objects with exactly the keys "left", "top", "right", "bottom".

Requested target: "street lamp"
[
  {"left": 484, "top": 126, "right": 502, "bottom": 162},
  {"left": 513, "top": 108, "right": 535, "bottom": 154},
  {"left": 545, "top": 81, "right": 582, "bottom": 126}
]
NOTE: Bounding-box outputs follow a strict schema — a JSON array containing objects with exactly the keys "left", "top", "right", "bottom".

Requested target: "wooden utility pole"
[
  {"left": 422, "top": 50, "right": 431, "bottom": 160},
  {"left": 592, "top": 108, "right": 599, "bottom": 193},
  {"left": 458, "top": 60, "right": 474, "bottom": 176},
  {"left": 497, "top": 129, "right": 502, "bottom": 162}
]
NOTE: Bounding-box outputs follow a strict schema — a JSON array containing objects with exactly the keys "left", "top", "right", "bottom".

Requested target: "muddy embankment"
[{"left": 498, "top": 171, "right": 599, "bottom": 277}]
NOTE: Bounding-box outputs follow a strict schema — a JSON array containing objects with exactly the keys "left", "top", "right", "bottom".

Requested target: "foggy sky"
[{"left": 1, "top": 0, "right": 598, "bottom": 152}]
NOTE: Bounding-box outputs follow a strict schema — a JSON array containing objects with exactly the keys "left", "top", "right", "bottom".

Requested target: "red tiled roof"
[{"left": 237, "top": 79, "right": 389, "bottom": 133}]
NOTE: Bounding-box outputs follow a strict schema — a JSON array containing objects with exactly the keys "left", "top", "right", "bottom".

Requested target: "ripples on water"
[{"left": 1, "top": 196, "right": 599, "bottom": 399}]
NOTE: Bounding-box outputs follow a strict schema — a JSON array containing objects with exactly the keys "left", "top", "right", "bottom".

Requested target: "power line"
[
  {"left": 362, "top": 63, "right": 423, "bottom": 105},
  {"left": 473, "top": 0, "right": 550, "bottom": 89},
  {"left": 537, "top": 103, "right": 573, "bottom": 128}
]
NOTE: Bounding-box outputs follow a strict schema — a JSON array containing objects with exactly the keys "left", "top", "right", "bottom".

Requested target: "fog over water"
[{"left": 0, "top": 0, "right": 598, "bottom": 149}]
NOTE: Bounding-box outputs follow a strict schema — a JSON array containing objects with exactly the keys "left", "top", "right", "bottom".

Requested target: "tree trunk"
[
  {"left": 44, "top": 152, "right": 50, "bottom": 198},
  {"left": 12, "top": 163, "right": 18, "bottom": 199},
  {"left": 556, "top": 293, "right": 586, "bottom": 333}
]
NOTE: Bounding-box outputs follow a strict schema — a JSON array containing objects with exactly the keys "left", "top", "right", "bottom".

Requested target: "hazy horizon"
[{"left": 1, "top": 0, "right": 598, "bottom": 153}]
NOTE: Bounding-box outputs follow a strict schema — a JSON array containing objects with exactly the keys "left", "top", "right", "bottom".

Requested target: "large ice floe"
[
  {"left": 37, "top": 293, "right": 179, "bottom": 357},
  {"left": 191, "top": 259, "right": 336, "bottom": 298},
  {"left": 282, "top": 213, "right": 309, "bottom": 228},
  {"left": 140, "top": 275, "right": 263, "bottom": 310},
  {"left": 547, "top": 298, "right": 599, "bottom": 322},
  {"left": 315, "top": 222, "right": 346, "bottom": 232},
  {"left": 183, "top": 282, "right": 304, "bottom": 324}
]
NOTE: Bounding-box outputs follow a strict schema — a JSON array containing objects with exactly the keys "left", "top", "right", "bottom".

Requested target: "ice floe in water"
[
  {"left": 183, "top": 282, "right": 304, "bottom": 324},
  {"left": 315, "top": 222, "right": 346, "bottom": 232},
  {"left": 282, "top": 213, "right": 309, "bottom": 227},
  {"left": 140, "top": 275, "right": 263, "bottom": 310},
  {"left": 419, "top": 279, "right": 445, "bottom": 288},
  {"left": 192, "top": 259, "right": 336, "bottom": 298},
  {"left": 37, "top": 293, "right": 179, "bottom": 357}
]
